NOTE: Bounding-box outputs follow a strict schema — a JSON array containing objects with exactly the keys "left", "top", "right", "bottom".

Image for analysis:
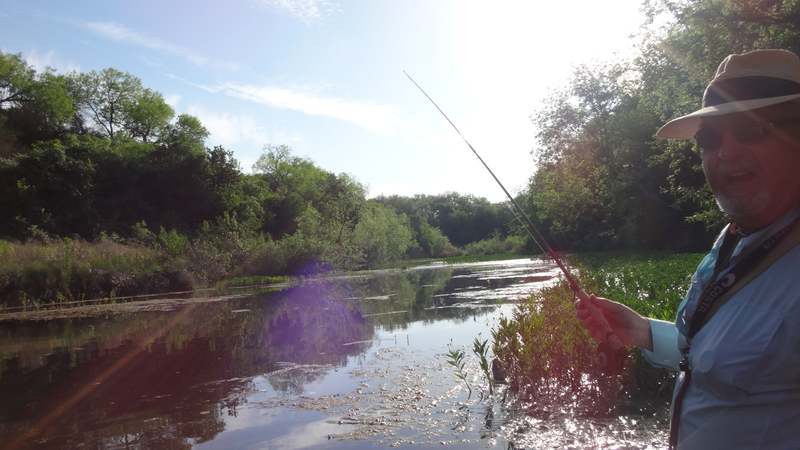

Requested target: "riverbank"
[
  {"left": 0, "top": 235, "right": 528, "bottom": 312},
  {"left": 0, "top": 252, "right": 528, "bottom": 321}
]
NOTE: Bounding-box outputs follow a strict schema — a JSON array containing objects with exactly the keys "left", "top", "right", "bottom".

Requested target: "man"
[{"left": 576, "top": 48, "right": 800, "bottom": 449}]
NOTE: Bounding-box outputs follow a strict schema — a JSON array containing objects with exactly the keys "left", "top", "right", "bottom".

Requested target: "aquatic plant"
[
  {"left": 492, "top": 280, "right": 623, "bottom": 417},
  {"left": 576, "top": 252, "right": 703, "bottom": 320},
  {"left": 445, "top": 343, "right": 472, "bottom": 400},
  {"left": 491, "top": 252, "right": 701, "bottom": 417},
  {"left": 472, "top": 337, "right": 494, "bottom": 396}
]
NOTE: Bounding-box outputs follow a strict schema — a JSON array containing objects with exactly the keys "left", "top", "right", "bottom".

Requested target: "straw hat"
[{"left": 656, "top": 49, "right": 800, "bottom": 139}]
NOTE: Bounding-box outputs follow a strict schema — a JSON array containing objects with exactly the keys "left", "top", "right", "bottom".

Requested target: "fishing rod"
[{"left": 403, "top": 71, "right": 623, "bottom": 355}]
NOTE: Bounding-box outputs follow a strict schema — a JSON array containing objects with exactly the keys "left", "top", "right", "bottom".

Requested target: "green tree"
[
  {"left": 376, "top": 193, "right": 513, "bottom": 247},
  {"left": 253, "top": 144, "right": 362, "bottom": 239},
  {"left": 353, "top": 202, "right": 414, "bottom": 267},
  {"left": 416, "top": 218, "right": 457, "bottom": 257},
  {"left": 161, "top": 114, "right": 209, "bottom": 151},
  {"left": 0, "top": 52, "right": 35, "bottom": 109},
  {"left": 0, "top": 52, "right": 74, "bottom": 150},
  {"left": 124, "top": 88, "right": 174, "bottom": 143},
  {"left": 71, "top": 68, "right": 144, "bottom": 140},
  {"left": 1, "top": 140, "right": 97, "bottom": 237}
]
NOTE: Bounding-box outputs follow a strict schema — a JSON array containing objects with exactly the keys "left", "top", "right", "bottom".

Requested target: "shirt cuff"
[{"left": 641, "top": 319, "right": 681, "bottom": 370}]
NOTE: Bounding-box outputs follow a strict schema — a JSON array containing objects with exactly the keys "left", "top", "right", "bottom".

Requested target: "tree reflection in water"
[{"left": 0, "top": 282, "right": 372, "bottom": 449}]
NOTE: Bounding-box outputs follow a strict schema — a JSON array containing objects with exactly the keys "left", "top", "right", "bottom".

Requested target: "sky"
[{"left": 1, "top": 0, "right": 648, "bottom": 202}]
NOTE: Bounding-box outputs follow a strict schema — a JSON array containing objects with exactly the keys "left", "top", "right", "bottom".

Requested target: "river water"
[{"left": 0, "top": 258, "right": 669, "bottom": 449}]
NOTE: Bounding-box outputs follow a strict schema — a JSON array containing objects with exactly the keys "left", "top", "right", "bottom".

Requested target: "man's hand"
[{"left": 575, "top": 294, "right": 653, "bottom": 351}]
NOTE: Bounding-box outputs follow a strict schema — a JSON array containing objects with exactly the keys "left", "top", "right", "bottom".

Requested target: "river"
[{"left": 0, "top": 258, "right": 669, "bottom": 449}]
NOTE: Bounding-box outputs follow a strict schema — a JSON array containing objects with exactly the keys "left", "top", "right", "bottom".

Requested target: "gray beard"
[{"left": 714, "top": 190, "right": 771, "bottom": 224}]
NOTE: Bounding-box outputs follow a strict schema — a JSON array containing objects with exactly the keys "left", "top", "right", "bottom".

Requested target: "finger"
[
  {"left": 585, "top": 295, "right": 606, "bottom": 313},
  {"left": 583, "top": 318, "right": 606, "bottom": 341},
  {"left": 576, "top": 302, "right": 591, "bottom": 315},
  {"left": 606, "top": 331, "right": 625, "bottom": 350},
  {"left": 577, "top": 311, "right": 598, "bottom": 326}
]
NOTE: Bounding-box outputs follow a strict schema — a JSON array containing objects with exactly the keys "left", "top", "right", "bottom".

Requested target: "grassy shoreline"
[{"left": 0, "top": 234, "right": 532, "bottom": 311}]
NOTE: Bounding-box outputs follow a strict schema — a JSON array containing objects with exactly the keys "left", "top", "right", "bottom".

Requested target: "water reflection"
[
  {"left": 0, "top": 258, "right": 570, "bottom": 449},
  {"left": 0, "top": 283, "right": 372, "bottom": 449}
]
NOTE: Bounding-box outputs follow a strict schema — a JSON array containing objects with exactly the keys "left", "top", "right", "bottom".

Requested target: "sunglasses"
[{"left": 694, "top": 119, "right": 799, "bottom": 152}]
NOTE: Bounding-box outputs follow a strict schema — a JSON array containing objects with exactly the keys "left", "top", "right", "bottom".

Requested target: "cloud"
[
  {"left": 83, "top": 21, "right": 241, "bottom": 71},
  {"left": 186, "top": 104, "right": 271, "bottom": 148},
  {"left": 168, "top": 73, "right": 399, "bottom": 135},
  {"left": 164, "top": 94, "right": 181, "bottom": 109},
  {"left": 166, "top": 73, "right": 216, "bottom": 92},
  {"left": 23, "top": 49, "right": 80, "bottom": 73},
  {"left": 184, "top": 104, "right": 302, "bottom": 171},
  {"left": 257, "top": 0, "right": 338, "bottom": 23},
  {"left": 208, "top": 82, "right": 399, "bottom": 134}
]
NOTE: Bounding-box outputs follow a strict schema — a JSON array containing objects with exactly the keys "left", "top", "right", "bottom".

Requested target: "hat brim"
[{"left": 655, "top": 93, "right": 800, "bottom": 139}]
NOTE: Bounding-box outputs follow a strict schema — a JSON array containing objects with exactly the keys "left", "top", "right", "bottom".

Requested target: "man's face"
[{"left": 697, "top": 105, "right": 800, "bottom": 230}]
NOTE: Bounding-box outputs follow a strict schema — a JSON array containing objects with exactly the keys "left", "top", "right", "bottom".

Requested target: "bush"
[
  {"left": 492, "top": 252, "right": 703, "bottom": 417},
  {"left": 237, "top": 234, "right": 329, "bottom": 277},
  {"left": 352, "top": 202, "right": 414, "bottom": 268},
  {"left": 492, "top": 280, "right": 625, "bottom": 417},
  {"left": 185, "top": 215, "right": 267, "bottom": 283},
  {"left": 416, "top": 221, "right": 459, "bottom": 257},
  {"left": 462, "top": 233, "right": 525, "bottom": 256},
  {"left": 157, "top": 227, "right": 190, "bottom": 257}
]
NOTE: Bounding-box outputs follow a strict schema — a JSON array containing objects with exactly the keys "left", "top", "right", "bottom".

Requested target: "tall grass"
[{"left": 0, "top": 238, "right": 172, "bottom": 309}]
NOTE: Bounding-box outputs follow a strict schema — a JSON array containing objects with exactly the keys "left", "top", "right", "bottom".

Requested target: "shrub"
[
  {"left": 157, "top": 227, "right": 190, "bottom": 257},
  {"left": 417, "top": 221, "right": 459, "bottom": 257},
  {"left": 492, "top": 280, "right": 626, "bottom": 417},
  {"left": 492, "top": 252, "right": 703, "bottom": 417},
  {"left": 463, "top": 233, "right": 525, "bottom": 256}
]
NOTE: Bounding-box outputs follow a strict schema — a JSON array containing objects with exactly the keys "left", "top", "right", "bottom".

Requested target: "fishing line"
[{"left": 402, "top": 70, "right": 584, "bottom": 297}]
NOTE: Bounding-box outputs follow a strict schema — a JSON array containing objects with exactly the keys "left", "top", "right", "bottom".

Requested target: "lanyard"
[{"left": 668, "top": 217, "right": 800, "bottom": 449}]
